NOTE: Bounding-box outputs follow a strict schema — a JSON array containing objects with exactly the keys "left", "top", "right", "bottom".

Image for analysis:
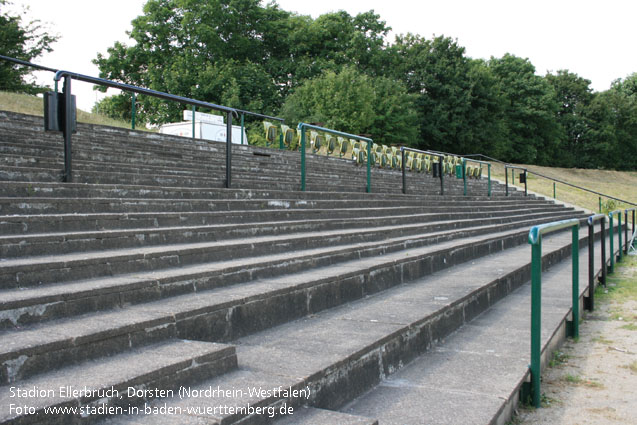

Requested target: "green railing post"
[
  {"left": 553, "top": 182, "right": 556, "bottom": 199},
  {"left": 530, "top": 241, "right": 542, "bottom": 409},
  {"left": 300, "top": 126, "right": 306, "bottom": 191},
  {"left": 528, "top": 218, "right": 580, "bottom": 408},
  {"left": 462, "top": 158, "right": 467, "bottom": 196},
  {"left": 571, "top": 225, "right": 579, "bottom": 338},
  {"left": 131, "top": 93, "right": 136, "bottom": 130},
  {"left": 191, "top": 105, "right": 196, "bottom": 139},
  {"left": 487, "top": 164, "right": 491, "bottom": 197},
  {"left": 599, "top": 197, "right": 602, "bottom": 213},
  {"left": 609, "top": 210, "right": 623, "bottom": 265},
  {"left": 279, "top": 132, "right": 284, "bottom": 150},
  {"left": 609, "top": 212, "right": 615, "bottom": 273}
]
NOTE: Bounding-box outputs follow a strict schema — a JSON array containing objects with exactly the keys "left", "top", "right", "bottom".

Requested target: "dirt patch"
[{"left": 514, "top": 256, "right": 637, "bottom": 425}]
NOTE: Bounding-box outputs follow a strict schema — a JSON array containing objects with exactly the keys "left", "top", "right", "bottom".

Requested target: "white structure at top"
[{"left": 159, "top": 110, "right": 247, "bottom": 144}]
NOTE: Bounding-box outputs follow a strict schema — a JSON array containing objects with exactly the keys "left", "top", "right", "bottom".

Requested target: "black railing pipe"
[
  {"left": 52, "top": 70, "right": 238, "bottom": 186},
  {"left": 400, "top": 147, "right": 444, "bottom": 196}
]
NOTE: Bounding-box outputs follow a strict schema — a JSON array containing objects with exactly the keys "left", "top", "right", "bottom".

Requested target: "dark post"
[
  {"left": 225, "top": 111, "right": 232, "bottom": 188},
  {"left": 601, "top": 217, "right": 607, "bottom": 287},
  {"left": 439, "top": 155, "right": 444, "bottom": 196},
  {"left": 131, "top": 93, "right": 136, "bottom": 130},
  {"left": 401, "top": 149, "right": 406, "bottom": 194},
  {"left": 63, "top": 76, "right": 73, "bottom": 182},
  {"left": 505, "top": 165, "right": 509, "bottom": 196},
  {"left": 626, "top": 210, "right": 629, "bottom": 255},
  {"left": 587, "top": 221, "right": 595, "bottom": 311},
  {"left": 524, "top": 170, "right": 528, "bottom": 196}
]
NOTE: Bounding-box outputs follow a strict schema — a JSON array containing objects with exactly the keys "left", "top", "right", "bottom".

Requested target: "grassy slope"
[
  {"left": 0, "top": 90, "right": 138, "bottom": 130},
  {"left": 489, "top": 162, "right": 637, "bottom": 218}
]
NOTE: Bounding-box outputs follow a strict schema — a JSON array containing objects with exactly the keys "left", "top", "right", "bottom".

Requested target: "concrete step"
[
  {"left": 0, "top": 208, "right": 574, "bottom": 258},
  {"left": 0, "top": 223, "right": 566, "bottom": 384},
  {"left": 0, "top": 194, "right": 549, "bottom": 216},
  {"left": 0, "top": 339, "right": 237, "bottom": 424},
  {"left": 108, "top": 228, "right": 596, "bottom": 424},
  {"left": 341, "top": 231, "right": 611, "bottom": 424},
  {"left": 273, "top": 406, "right": 378, "bottom": 425},
  {"left": 0, "top": 203, "right": 564, "bottom": 237},
  {"left": 0, "top": 180, "right": 504, "bottom": 202},
  {"left": 0, "top": 210, "right": 583, "bottom": 289}
]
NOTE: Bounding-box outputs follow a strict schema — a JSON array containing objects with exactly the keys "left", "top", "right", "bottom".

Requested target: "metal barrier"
[
  {"left": 608, "top": 210, "right": 623, "bottom": 271},
  {"left": 624, "top": 208, "right": 636, "bottom": 254},
  {"left": 52, "top": 70, "right": 238, "bottom": 185},
  {"left": 586, "top": 214, "right": 607, "bottom": 311},
  {"left": 400, "top": 147, "right": 444, "bottom": 196},
  {"left": 235, "top": 109, "right": 285, "bottom": 147},
  {"left": 462, "top": 157, "right": 491, "bottom": 197},
  {"left": 505, "top": 165, "right": 527, "bottom": 197},
  {"left": 527, "top": 218, "right": 580, "bottom": 408},
  {"left": 297, "top": 123, "right": 372, "bottom": 193}
]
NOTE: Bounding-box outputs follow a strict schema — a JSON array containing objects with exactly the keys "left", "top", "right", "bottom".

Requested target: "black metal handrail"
[
  {"left": 400, "top": 147, "right": 445, "bottom": 195},
  {"left": 52, "top": 70, "right": 238, "bottom": 186}
]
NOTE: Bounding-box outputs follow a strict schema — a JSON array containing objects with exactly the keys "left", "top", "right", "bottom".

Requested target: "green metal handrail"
[
  {"left": 462, "top": 157, "right": 491, "bottom": 197},
  {"left": 527, "top": 218, "right": 580, "bottom": 408},
  {"left": 297, "top": 123, "right": 372, "bottom": 193},
  {"left": 609, "top": 210, "right": 623, "bottom": 271}
]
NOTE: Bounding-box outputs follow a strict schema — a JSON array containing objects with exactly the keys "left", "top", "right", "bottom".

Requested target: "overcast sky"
[{"left": 10, "top": 0, "right": 637, "bottom": 111}]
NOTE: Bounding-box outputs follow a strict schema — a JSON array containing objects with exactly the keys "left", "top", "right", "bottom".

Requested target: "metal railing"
[
  {"left": 608, "top": 210, "right": 623, "bottom": 272},
  {"left": 236, "top": 109, "right": 285, "bottom": 147},
  {"left": 586, "top": 214, "right": 607, "bottom": 311},
  {"left": 462, "top": 157, "right": 491, "bottom": 197},
  {"left": 625, "top": 208, "right": 636, "bottom": 254},
  {"left": 52, "top": 70, "right": 238, "bottom": 186},
  {"left": 400, "top": 147, "right": 444, "bottom": 196},
  {"left": 527, "top": 218, "right": 580, "bottom": 408},
  {"left": 505, "top": 165, "right": 527, "bottom": 197},
  {"left": 297, "top": 123, "right": 373, "bottom": 193}
]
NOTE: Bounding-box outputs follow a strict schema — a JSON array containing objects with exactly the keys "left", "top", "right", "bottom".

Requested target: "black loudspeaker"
[{"left": 44, "top": 92, "right": 77, "bottom": 133}]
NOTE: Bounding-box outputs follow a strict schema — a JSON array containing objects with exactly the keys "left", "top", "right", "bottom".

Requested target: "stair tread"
[{"left": 0, "top": 339, "right": 235, "bottom": 421}]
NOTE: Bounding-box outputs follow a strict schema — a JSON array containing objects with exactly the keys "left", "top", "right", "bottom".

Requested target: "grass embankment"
[
  {"left": 0, "top": 90, "right": 138, "bottom": 130},
  {"left": 489, "top": 162, "right": 637, "bottom": 216}
]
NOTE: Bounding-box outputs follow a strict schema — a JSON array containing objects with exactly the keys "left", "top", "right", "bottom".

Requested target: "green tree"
[
  {"left": 386, "top": 35, "right": 507, "bottom": 156},
  {"left": 94, "top": 1, "right": 392, "bottom": 124},
  {"left": 281, "top": 66, "right": 417, "bottom": 146},
  {"left": 0, "top": 0, "right": 57, "bottom": 93},
  {"left": 488, "top": 54, "right": 561, "bottom": 165},
  {"left": 544, "top": 70, "right": 594, "bottom": 167}
]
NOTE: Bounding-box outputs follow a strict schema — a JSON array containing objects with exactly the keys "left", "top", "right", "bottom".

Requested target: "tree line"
[{"left": 2, "top": 0, "right": 636, "bottom": 170}]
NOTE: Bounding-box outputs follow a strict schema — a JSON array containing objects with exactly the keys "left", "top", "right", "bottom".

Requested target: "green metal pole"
[
  {"left": 301, "top": 127, "right": 306, "bottom": 191},
  {"left": 366, "top": 139, "right": 371, "bottom": 193},
  {"left": 530, "top": 241, "right": 542, "bottom": 408},
  {"left": 463, "top": 158, "right": 467, "bottom": 196},
  {"left": 571, "top": 225, "right": 579, "bottom": 338},
  {"left": 279, "top": 132, "right": 284, "bottom": 150},
  {"left": 487, "top": 164, "right": 491, "bottom": 197},
  {"left": 553, "top": 182, "right": 556, "bottom": 199},
  {"left": 192, "top": 105, "right": 196, "bottom": 139},
  {"left": 131, "top": 93, "right": 136, "bottom": 130},
  {"left": 240, "top": 113, "right": 245, "bottom": 145},
  {"left": 599, "top": 197, "right": 602, "bottom": 213}
]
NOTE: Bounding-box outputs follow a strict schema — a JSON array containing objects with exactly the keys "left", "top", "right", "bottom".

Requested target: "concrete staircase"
[{"left": 0, "top": 111, "right": 605, "bottom": 424}]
